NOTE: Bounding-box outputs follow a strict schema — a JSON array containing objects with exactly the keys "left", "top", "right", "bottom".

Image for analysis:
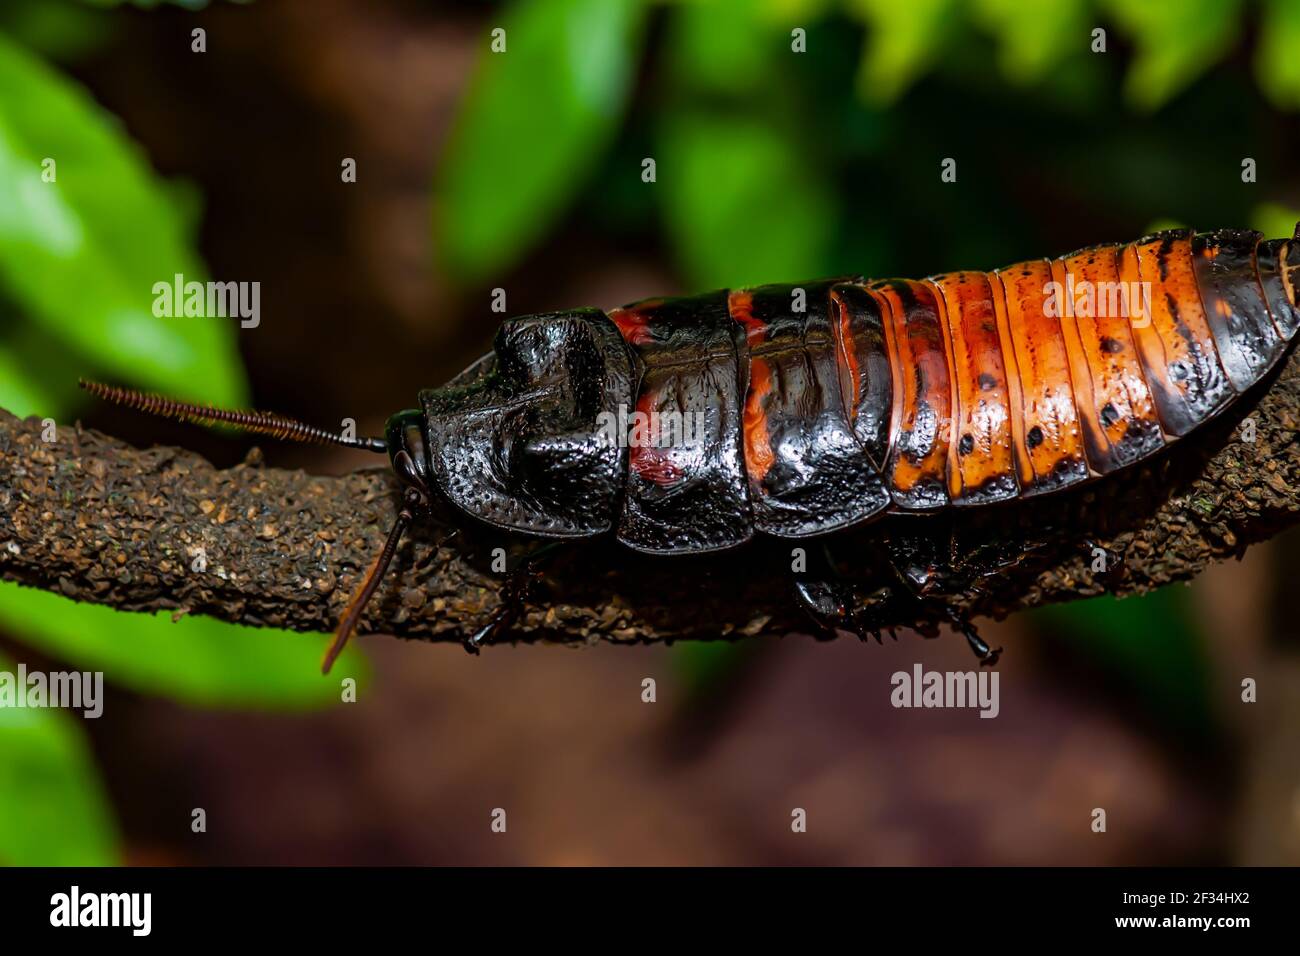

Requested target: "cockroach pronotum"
[{"left": 82, "top": 225, "right": 1300, "bottom": 672}]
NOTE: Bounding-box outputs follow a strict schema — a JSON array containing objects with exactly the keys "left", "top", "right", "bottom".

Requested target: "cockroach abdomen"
[
  {"left": 609, "top": 290, "right": 755, "bottom": 554},
  {"left": 728, "top": 280, "right": 890, "bottom": 538},
  {"left": 415, "top": 222, "right": 1300, "bottom": 557},
  {"left": 1193, "top": 228, "right": 1285, "bottom": 393}
]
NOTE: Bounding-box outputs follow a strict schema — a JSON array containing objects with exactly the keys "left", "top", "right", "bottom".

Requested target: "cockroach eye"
[{"left": 393, "top": 450, "right": 426, "bottom": 496}]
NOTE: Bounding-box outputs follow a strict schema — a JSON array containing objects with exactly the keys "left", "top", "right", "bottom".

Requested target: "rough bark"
[{"left": 1, "top": 350, "right": 1298, "bottom": 648}]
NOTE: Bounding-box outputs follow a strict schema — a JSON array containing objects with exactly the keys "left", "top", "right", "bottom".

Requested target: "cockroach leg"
[
  {"left": 790, "top": 579, "right": 848, "bottom": 640},
  {"left": 882, "top": 535, "right": 1004, "bottom": 665},
  {"left": 792, "top": 573, "right": 897, "bottom": 644},
  {"left": 944, "top": 605, "right": 1002, "bottom": 667},
  {"left": 793, "top": 533, "right": 1006, "bottom": 664},
  {"left": 464, "top": 542, "right": 564, "bottom": 654},
  {"left": 792, "top": 542, "right": 910, "bottom": 641}
]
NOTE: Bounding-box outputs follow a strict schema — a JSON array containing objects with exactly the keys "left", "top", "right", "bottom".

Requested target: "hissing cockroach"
[{"left": 83, "top": 225, "right": 1300, "bottom": 671}]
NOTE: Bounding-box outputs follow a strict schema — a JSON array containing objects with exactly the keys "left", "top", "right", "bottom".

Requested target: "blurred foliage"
[
  {"left": 969, "top": 0, "right": 1090, "bottom": 85},
  {"left": 0, "top": 590, "right": 364, "bottom": 709},
  {"left": 81, "top": 0, "right": 247, "bottom": 10},
  {"left": 670, "top": 637, "right": 758, "bottom": 700},
  {"left": 0, "top": 30, "right": 246, "bottom": 412},
  {"left": 436, "top": 0, "right": 647, "bottom": 283},
  {"left": 0, "top": 0, "right": 352, "bottom": 865},
  {"left": 1252, "top": 200, "right": 1300, "bottom": 240},
  {"left": 658, "top": 110, "right": 835, "bottom": 288},
  {"left": 1030, "top": 588, "right": 1215, "bottom": 738},
  {"left": 1256, "top": 0, "right": 1300, "bottom": 110},
  {"left": 1102, "top": 0, "right": 1242, "bottom": 112},
  {"left": 0, "top": 651, "right": 119, "bottom": 865},
  {"left": 850, "top": 0, "right": 961, "bottom": 105},
  {"left": 0, "top": 1, "right": 113, "bottom": 60}
]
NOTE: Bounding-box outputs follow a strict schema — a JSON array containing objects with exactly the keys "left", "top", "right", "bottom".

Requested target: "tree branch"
[{"left": 2, "top": 351, "right": 1299, "bottom": 647}]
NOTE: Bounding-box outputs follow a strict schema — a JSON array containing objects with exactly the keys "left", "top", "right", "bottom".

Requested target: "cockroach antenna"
[
  {"left": 82, "top": 377, "right": 413, "bottom": 674},
  {"left": 321, "top": 487, "right": 421, "bottom": 674},
  {"left": 78, "top": 380, "right": 388, "bottom": 452}
]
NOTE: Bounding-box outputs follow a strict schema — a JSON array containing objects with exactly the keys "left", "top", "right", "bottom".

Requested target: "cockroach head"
[
  {"left": 384, "top": 408, "right": 432, "bottom": 501},
  {"left": 408, "top": 309, "right": 635, "bottom": 538}
]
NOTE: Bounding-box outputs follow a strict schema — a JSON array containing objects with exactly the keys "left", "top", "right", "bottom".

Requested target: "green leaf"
[
  {"left": 1143, "top": 217, "right": 1187, "bottom": 235},
  {"left": 658, "top": 112, "right": 836, "bottom": 289},
  {"left": 0, "top": 650, "right": 119, "bottom": 865},
  {"left": 0, "top": 342, "right": 60, "bottom": 415},
  {"left": 435, "top": 0, "right": 647, "bottom": 283},
  {"left": 1256, "top": 0, "right": 1300, "bottom": 110},
  {"left": 0, "top": 583, "right": 365, "bottom": 709},
  {"left": 970, "top": 0, "right": 1088, "bottom": 85},
  {"left": 0, "top": 0, "right": 114, "bottom": 62},
  {"left": 79, "top": 0, "right": 228, "bottom": 9},
  {"left": 1104, "top": 0, "right": 1242, "bottom": 111},
  {"left": 755, "top": 0, "right": 831, "bottom": 22},
  {"left": 667, "top": 0, "right": 776, "bottom": 97},
  {"left": 848, "top": 0, "right": 959, "bottom": 105},
  {"left": 0, "top": 31, "right": 247, "bottom": 406},
  {"left": 1252, "top": 202, "right": 1300, "bottom": 241},
  {"left": 0, "top": 298, "right": 98, "bottom": 417}
]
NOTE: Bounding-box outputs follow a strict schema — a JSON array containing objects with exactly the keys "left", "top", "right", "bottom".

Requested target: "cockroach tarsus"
[{"left": 82, "top": 224, "right": 1300, "bottom": 672}]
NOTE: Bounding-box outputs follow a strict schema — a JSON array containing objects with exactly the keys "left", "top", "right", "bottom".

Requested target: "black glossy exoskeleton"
[{"left": 84, "top": 224, "right": 1300, "bottom": 671}]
